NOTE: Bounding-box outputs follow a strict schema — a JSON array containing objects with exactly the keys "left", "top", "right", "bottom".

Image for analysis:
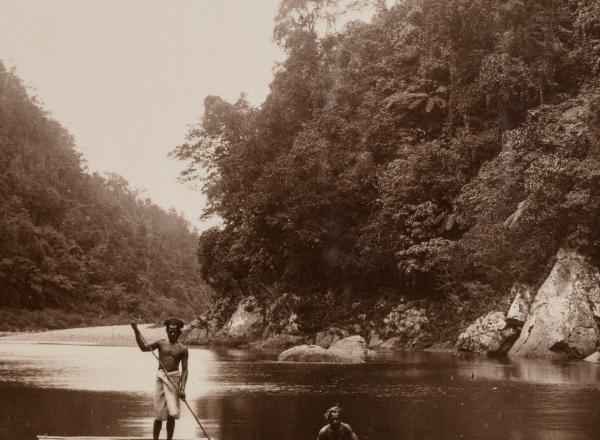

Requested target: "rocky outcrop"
[
  {"left": 181, "top": 326, "right": 211, "bottom": 345},
  {"left": 457, "top": 311, "right": 518, "bottom": 355},
  {"left": 180, "top": 294, "right": 308, "bottom": 348},
  {"left": 315, "top": 327, "right": 349, "bottom": 348},
  {"left": 213, "top": 296, "right": 265, "bottom": 345},
  {"left": 380, "top": 303, "right": 433, "bottom": 349},
  {"left": 278, "top": 336, "right": 370, "bottom": 363},
  {"left": 182, "top": 294, "right": 303, "bottom": 348},
  {"left": 509, "top": 250, "right": 600, "bottom": 360},
  {"left": 180, "top": 297, "right": 236, "bottom": 345},
  {"left": 180, "top": 314, "right": 221, "bottom": 345},
  {"left": 506, "top": 283, "right": 535, "bottom": 328}
]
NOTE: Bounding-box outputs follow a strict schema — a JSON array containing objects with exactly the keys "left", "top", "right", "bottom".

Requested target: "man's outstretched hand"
[{"left": 131, "top": 322, "right": 138, "bottom": 331}]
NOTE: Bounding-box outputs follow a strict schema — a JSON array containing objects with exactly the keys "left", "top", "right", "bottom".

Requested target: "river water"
[{"left": 2, "top": 342, "right": 600, "bottom": 440}]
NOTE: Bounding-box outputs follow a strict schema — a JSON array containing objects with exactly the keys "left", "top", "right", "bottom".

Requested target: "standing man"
[
  {"left": 317, "top": 406, "right": 360, "bottom": 440},
  {"left": 132, "top": 318, "right": 189, "bottom": 440}
]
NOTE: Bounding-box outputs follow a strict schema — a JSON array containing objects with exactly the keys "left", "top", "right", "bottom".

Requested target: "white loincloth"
[{"left": 154, "top": 369, "right": 181, "bottom": 421}]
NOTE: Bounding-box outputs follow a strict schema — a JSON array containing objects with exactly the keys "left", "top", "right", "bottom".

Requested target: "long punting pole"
[{"left": 138, "top": 329, "right": 213, "bottom": 440}]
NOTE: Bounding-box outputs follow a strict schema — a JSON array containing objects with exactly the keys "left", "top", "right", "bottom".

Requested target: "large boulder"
[
  {"left": 509, "top": 250, "right": 600, "bottom": 360},
  {"left": 329, "top": 335, "right": 373, "bottom": 360},
  {"left": 457, "top": 311, "right": 518, "bottom": 355},
  {"left": 506, "top": 283, "right": 535, "bottom": 328},
  {"left": 277, "top": 344, "right": 364, "bottom": 363},
  {"left": 315, "top": 327, "right": 349, "bottom": 348},
  {"left": 213, "top": 296, "right": 265, "bottom": 345}
]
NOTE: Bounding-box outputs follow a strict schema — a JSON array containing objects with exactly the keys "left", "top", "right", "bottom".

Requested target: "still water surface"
[{"left": 2, "top": 342, "right": 600, "bottom": 440}]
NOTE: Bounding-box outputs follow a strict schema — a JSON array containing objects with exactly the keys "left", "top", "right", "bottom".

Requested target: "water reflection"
[
  {"left": 2, "top": 343, "right": 600, "bottom": 440},
  {"left": 453, "top": 354, "right": 600, "bottom": 386}
]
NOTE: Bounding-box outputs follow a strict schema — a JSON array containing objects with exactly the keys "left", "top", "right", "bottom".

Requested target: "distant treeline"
[
  {"left": 0, "top": 64, "right": 212, "bottom": 330},
  {"left": 172, "top": 0, "right": 600, "bottom": 319}
]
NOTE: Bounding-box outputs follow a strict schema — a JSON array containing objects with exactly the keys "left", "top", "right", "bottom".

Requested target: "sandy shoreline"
[{"left": 0, "top": 324, "right": 170, "bottom": 346}]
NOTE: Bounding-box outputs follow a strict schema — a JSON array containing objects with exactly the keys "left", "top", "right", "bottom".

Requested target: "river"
[{"left": 2, "top": 342, "right": 600, "bottom": 440}]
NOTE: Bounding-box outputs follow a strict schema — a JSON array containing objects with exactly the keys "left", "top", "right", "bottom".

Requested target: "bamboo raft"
[{"left": 37, "top": 437, "right": 208, "bottom": 440}]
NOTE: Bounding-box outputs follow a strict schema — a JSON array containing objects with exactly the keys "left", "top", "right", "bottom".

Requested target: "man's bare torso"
[
  {"left": 318, "top": 423, "right": 357, "bottom": 440},
  {"left": 155, "top": 340, "right": 187, "bottom": 372}
]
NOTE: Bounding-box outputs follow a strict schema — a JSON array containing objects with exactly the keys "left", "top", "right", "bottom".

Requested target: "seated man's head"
[
  {"left": 324, "top": 406, "right": 343, "bottom": 430},
  {"left": 164, "top": 317, "right": 184, "bottom": 341}
]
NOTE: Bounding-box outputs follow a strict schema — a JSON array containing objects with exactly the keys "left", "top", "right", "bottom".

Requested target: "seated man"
[{"left": 317, "top": 406, "right": 359, "bottom": 440}]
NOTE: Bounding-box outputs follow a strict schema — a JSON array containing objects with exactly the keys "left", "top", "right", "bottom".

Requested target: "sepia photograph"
[{"left": 1, "top": 0, "right": 600, "bottom": 439}]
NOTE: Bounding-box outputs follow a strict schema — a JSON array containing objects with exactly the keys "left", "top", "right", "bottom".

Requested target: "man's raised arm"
[{"left": 131, "top": 322, "right": 159, "bottom": 352}]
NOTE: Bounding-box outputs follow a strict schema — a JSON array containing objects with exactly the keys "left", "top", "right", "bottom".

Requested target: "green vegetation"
[
  {"left": 172, "top": 0, "right": 600, "bottom": 336},
  {"left": 0, "top": 64, "right": 212, "bottom": 331}
]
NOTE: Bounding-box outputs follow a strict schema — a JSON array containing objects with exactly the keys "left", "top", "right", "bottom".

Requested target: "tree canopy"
[
  {"left": 0, "top": 64, "right": 212, "bottom": 330},
  {"left": 170, "top": 0, "right": 600, "bottom": 317}
]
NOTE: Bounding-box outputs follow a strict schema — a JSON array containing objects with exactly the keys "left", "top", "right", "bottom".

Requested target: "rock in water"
[
  {"left": 329, "top": 335, "right": 373, "bottom": 360},
  {"left": 278, "top": 336, "right": 371, "bottom": 363},
  {"left": 509, "top": 250, "right": 600, "bottom": 360},
  {"left": 277, "top": 344, "right": 364, "bottom": 363},
  {"left": 457, "top": 311, "right": 518, "bottom": 355}
]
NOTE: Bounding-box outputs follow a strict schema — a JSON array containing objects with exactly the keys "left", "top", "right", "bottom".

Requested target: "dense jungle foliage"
[
  {"left": 0, "top": 64, "right": 212, "bottom": 330},
  {"left": 172, "top": 0, "right": 600, "bottom": 326}
]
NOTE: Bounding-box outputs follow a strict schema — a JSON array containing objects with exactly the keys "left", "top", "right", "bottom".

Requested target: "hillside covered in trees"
[
  {"left": 0, "top": 64, "right": 212, "bottom": 330},
  {"left": 172, "top": 0, "right": 600, "bottom": 336}
]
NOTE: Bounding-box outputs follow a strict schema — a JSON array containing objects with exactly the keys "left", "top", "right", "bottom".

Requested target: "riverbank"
[{"left": 0, "top": 323, "right": 167, "bottom": 346}]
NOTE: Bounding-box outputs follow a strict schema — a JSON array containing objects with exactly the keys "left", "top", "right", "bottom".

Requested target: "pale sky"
[{"left": 0, "top": 0, "right": 284, "bottom": 231}]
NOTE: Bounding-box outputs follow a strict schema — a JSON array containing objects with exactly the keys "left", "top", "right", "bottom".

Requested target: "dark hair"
[
  {"left": 324, "top": 406, "right": 342, "bottom": 421},
  {"left": 164, "top": 317, "right": 184, "bottom": 329}
]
